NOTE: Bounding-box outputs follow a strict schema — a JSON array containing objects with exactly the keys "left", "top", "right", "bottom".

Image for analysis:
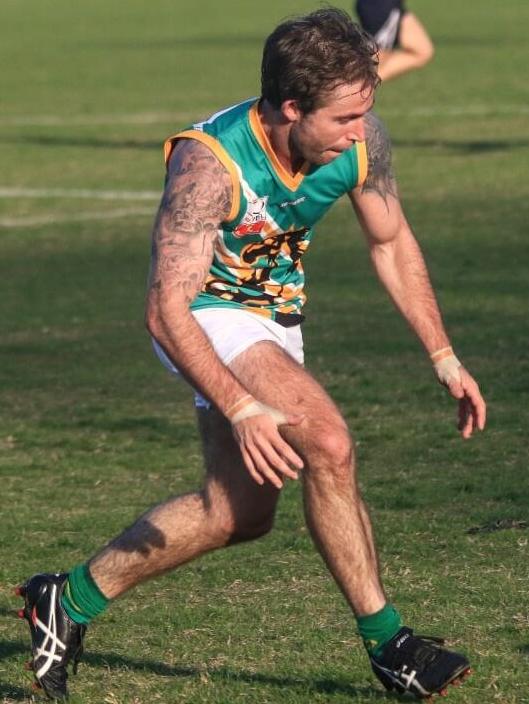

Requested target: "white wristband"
[
  {"left": 434, "top": 354, "right": 462, "bottom": 386},
  {"left": 231, "top": 400, "right": 287, "bottom": 426}
]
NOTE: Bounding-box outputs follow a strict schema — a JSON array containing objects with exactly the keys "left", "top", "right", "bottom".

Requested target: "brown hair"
[{"left": 261, "top": 7, "right": 379, "bottom": 114}]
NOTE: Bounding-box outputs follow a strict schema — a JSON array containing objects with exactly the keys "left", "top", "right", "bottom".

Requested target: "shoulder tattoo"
[
  {"left": 362, "top": 111, "right": 397, "bottom": 208},
  {"left": 149, "top": 138, "right": 232, "bottom": 300}
]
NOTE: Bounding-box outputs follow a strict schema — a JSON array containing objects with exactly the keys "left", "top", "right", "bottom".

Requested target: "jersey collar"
[{"left": 249, "top": 101, "right": 309, "bottom": 192}]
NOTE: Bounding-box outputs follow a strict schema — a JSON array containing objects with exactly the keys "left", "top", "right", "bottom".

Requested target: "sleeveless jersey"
[{"left": 164, "top": 98, "right": 368, "bottom": 326}]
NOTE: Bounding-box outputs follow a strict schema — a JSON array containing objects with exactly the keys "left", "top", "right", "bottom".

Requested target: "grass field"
[{"left": 1, "top": 0, "right": 529, "bottom": 702}]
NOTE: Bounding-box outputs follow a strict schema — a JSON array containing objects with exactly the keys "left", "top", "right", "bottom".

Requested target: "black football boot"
[
  {"left": 16, "top": 573, "right": 86, "bottom": 700},
  {"left": 370, "top": 627, "right": 471, "bottom": 699}
]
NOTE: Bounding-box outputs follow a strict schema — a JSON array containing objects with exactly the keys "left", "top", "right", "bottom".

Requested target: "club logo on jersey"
[{"left": 233, "top": 196, "right": 269, "bottom": 237}]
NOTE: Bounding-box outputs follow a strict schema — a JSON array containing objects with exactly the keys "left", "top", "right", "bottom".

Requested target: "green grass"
[{"left": 1, "top": 0, "right": 529, "bottom": 701}]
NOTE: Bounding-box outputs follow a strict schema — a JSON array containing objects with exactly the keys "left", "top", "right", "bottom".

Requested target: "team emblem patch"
[{"left": 233, "top": 196, "right": 269, "bottom": 237}]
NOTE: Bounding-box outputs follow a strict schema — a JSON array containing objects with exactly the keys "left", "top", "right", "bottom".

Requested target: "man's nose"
[{"left": 347, "top": 118, "right": 365, "bottom": 143}]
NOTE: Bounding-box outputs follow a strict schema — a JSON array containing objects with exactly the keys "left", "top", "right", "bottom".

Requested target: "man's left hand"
[{"left": 444, "top": 367, "right": 486, "bottom": 439}]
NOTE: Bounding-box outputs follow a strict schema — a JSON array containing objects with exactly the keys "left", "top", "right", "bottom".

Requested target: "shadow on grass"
[
  {"left": 83, "top": 653, "right": 393, "bottom": 700},
  {"left": 85, "top": 651, "right": 394, "bottom": 700},
  {"left": 435, "top": 34, "right": 528, "bottom": 48},
  {"left": 0, "top": 682, "right": 28, "bottom": 701},
  {"left": 0, "top": 639, "right": 27, "bottom": 660},
  {"left": 0, "top": 606, "right": 17, "bottom": 617},
  {"left": 3, "top": 135, "right": 529, "bottom": 155},
  {"left": 0, "top": 134, "right": 159, "bottom": 151},
  {"left": 0, "top": 639, "right": 394, "bottom": 700},
  {"left": 393, "top": 137, "right": 529, "bottom": 154},
  {"left": 0, "top": 642, "right": 28, "bottom": 702}
]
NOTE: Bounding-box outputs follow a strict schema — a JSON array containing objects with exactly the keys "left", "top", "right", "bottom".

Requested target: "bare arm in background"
[{"left": 349, "top": 111, "right": 486, "bottom": 438}]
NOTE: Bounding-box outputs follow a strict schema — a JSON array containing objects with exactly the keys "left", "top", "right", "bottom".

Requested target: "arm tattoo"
[
  {"left": 362, "top": 111, "right": 397, "bottom": 209},
  {"left": 149, "top": 138, "right": 232, "bottom": 303}
]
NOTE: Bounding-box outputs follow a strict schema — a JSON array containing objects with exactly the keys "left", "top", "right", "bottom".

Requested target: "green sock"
[
  {"left": 357, "top": 604, "right": 403, "bottom": 656},
  {"left": 61, "top": 563, "right": 110, "bottom": 625}
]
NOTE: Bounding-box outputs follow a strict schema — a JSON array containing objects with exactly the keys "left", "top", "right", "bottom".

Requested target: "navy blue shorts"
[{"left": 356, "top": 0, "right": 407, "bottom": 49}]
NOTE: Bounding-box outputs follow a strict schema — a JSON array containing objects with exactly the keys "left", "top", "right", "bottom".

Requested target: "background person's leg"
[{"left": 378, "top": 12, "right": 434, "bottom": 82}]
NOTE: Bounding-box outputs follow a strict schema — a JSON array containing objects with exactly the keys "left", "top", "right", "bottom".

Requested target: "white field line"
[
  {"left": 1, "top": 104, "right": 529, "bottom": 127},
  {"left": 0, "top": 112, "right": 194, "bottom": 127},
  {"left": 0, "top": 187, "right": 160, "bottom": 201},
  {"left": 0, "top": 207, "right": 155, "bottom": 228},
  {"left": 0, "top": 187, "right": 159, "bottom": 228}
]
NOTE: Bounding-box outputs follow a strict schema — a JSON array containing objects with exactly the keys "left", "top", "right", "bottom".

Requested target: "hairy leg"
[
  {"left": 229, "top": 342, "right": 386, "bottom": 616},
  {"left": 378, "top": 13, "right": 434, "bottom": 82},
  {"left": 90, "top": 407, "right": 279, "bottom": 598}
]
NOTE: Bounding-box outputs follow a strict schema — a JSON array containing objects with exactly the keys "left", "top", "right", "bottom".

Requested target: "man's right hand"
[{"left": 231, "top": 408, "right": 305, "bottom": 489}]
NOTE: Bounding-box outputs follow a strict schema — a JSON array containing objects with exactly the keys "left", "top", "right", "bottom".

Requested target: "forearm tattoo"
[
  {"left": 149, "top": 139, "right": 232, "bottom": 303},
  {"left": 362, "top": 111, "right": 397, "bottom": 209}
]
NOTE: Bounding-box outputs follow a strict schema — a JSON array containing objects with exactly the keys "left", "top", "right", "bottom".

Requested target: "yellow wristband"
[
  {"left": 430, "top": 346, "right": 454, "bottom": 362},
  {"left": 230, "top": 400, "right": 287, "bottom": 426},
  {"left": 226, "top": 394, "right": 254, "bottom": 421}
]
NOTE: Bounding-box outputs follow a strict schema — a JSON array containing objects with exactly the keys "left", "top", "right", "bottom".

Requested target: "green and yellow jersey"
[{"left": 164, "top": 98, "right": 367, "bottom": 326}]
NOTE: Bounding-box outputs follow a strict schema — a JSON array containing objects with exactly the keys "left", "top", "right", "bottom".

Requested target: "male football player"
[{"left": 17, "top": 8, "right": 485, "bottom": 700}]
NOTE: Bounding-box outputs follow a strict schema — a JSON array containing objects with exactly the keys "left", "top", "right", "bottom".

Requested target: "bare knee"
[
  {"left": 304, "top": 422, "right": 354, "bottom": 480},
  {"left": 228, "top": 512, "right": 275, "bottom": 545},
  {"left": 214, "top": 509, "right": 275, "bottom": 545},
  {"left": 205, "top": 494, "right": 275, "bottom": 546}
]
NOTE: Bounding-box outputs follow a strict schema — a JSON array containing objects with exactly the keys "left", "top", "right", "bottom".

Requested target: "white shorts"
[{"left": 152, "top": 307, "right": 304, "bottom": 408}]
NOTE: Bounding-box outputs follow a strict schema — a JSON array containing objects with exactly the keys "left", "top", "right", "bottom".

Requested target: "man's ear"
[{"left": 281, "top": 99, "right": 303, "bottom": 124}]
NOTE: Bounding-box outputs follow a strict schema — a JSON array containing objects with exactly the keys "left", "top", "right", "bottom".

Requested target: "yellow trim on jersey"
[
  {"left": 356, "top": 140, "right": 368, "bottom": 187},
  {"left": 163, "top": 130, "right": 240, "bottom": 223},
  {"left": 248, "top": 103, "right": 309, "bottom": 192}
]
